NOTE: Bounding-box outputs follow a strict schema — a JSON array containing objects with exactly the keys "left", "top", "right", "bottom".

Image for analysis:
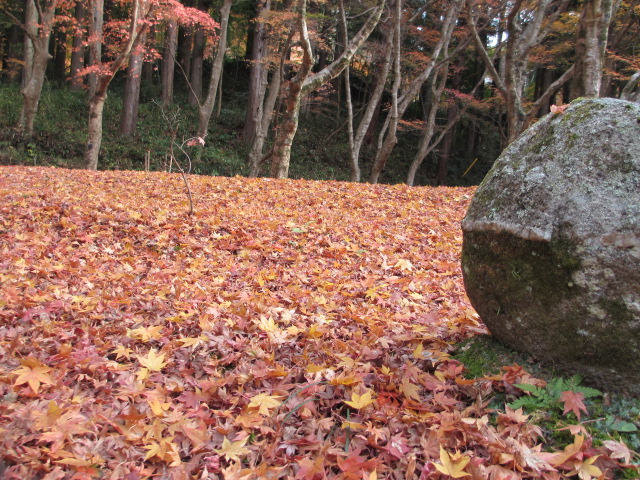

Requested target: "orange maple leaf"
[{"left": 12, "top": 364, "right": 53, "bottom": 394}]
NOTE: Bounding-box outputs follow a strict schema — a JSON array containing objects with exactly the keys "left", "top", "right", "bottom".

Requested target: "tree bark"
[
  {"left": 189, "top": 26, "right": 205, "bottom": 104},
  {"left": 88, "top": 0, "right": 104, "bottom": 97},
  {"left": 119, "top": 35, "right": 146, "bottom": 136},
  {"left": 243, "top": 0, "right": 271, "bottom": 144},
  {"left": 161, "top": 19, "right": 178, "bottom": 104},
  {"left": 18, "top": 0, "right": 57, "bottom": 136},
  {"left": 571, "top": 0, "right": 617, "bottom": 99},
  {"left": 69, "top": 0, "right": 86, "bottom": 91},
  {"left": 197, "top": 0, "right": 233, "bottom": 138},
  {"left": 84, "top": 0, "right": 149, "bottom": 169}
]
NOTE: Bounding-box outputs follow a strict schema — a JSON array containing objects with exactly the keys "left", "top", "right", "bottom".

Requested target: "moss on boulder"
[{"left": 461, "top": 98, "right": 640, "bottom": 395}]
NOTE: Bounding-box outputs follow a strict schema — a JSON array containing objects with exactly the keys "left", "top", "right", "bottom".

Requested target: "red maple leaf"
[{"left": 560, "top": 391, "right": 588, "bottom": 420}]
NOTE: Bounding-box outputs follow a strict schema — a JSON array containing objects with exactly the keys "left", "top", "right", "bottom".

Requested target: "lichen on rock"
[{"left": 461, "top": 98, "right": 640, "bottom": 395}]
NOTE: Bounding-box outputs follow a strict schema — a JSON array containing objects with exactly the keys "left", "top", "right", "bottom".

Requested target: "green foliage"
[{"left": 508, "top": 375, "right": 602, "bottom": 412}]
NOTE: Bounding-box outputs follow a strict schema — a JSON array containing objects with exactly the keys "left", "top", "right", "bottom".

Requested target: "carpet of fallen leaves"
[{"left": 0, "top": 166, "right": 634, "bottom": 479}]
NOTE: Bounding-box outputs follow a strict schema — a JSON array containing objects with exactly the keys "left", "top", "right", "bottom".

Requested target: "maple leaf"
[
  {"left": 112, "top": 345, "right": 133, "bottom": 360},
  {"left": 248, "top": 393, "right": 283, "bottom": 415},
  {"left": 560, "top": 390, "right": 588, "bottom": 420},
  {"left": 296, "top": 456, "right": 324, "bottom": 479},
  {"left": 344, "top": 390, "right": 375, "bottom": 409},
  {"left": 215, "top": 436, "right": 250, "bottom": 463},
  {"left": 567, "top": 456, "right": 603, "bottom": 480},
  {"left": 603, "top": 439, "right": 633, "bottom": 464},
  {"left": 136, "top": 349, "right": 168, "bottom": 371},
  {"left": 400, "top": 377, "right": 422, "bottom": 402},
  {"left": 433, "top": 447, "right": 471, "bottom": 478},
  {"left": 12, "top": 363, "right": 53, "bottom": 394},
  {"left": 394, "top": 258, "right": 414, "bottom": 272}
]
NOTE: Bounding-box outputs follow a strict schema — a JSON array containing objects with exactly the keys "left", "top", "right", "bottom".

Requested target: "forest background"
[{"left": 0, "top": 0, "right": 639, "bottom": 185}]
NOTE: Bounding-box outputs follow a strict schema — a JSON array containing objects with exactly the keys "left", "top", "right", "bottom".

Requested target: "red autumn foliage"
[{"left": 0, "top": 166, "right": 634, "bottom": 479}]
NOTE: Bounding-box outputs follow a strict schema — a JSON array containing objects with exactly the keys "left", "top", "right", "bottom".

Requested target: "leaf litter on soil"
[{"left": 0, "top": 166, "right": 635, "bottom": 479}]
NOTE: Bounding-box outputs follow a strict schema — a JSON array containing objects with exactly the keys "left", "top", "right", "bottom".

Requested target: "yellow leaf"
[
  {"left": 215, "top": 436, "right": 250, "bottom": 462},
  {"left": 136, "top": 349, "right": 168, "bottom": 372},
  {"left": 344, "top": 390, "right": 375, "bottom": 409},
  {"left": 433, "top": 447, "right": 471, "bottom": 478},
  {"left": 248, "top": 393, "right": 282, "bottom": 416},
  {"left": 258, "top": 316, "right": 278, "bottom": 333},
  {"left": 13, "top": 364, "right": 53, "bottom": 394},
  {"left": 568, "top": 456, "right": 603, "bottom": 480},
  {"left": 177, "top": 335, "right": 207, "bottom": 348},
  {"left": 127, "top": 325, "right": 163, "bottom": 342},
  {"left": 147, "top": 397, "right": 171, "bottom": 416},
  {"left": 395, "top": 258, "right": 414, "bottom": 272},
  {"left": 412, "top": 342, "right": 424, "bottom": 358},
  {"left": 381, "top": 366, "right": 391, "bottom": 375},
  {"left": 112, "top": 345, "right": 132, "bottom": 360},
  {"left": 136, "top": 367, "right": 150, "bottom": 381}
]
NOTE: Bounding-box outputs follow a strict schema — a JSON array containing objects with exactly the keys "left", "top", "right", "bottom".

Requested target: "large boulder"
[{"left": 461, "top": 98, "right": 640, "bottom": 394}]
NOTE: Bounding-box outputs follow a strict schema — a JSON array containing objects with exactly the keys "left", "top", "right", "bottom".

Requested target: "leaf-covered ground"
[{"left": 0, "top": 166, "right": 635, "bottom": 479}]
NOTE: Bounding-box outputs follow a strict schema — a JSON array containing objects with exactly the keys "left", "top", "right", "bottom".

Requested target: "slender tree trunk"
[
  {"left": 571, "top": 0, "right": 616, "bottom": 99},
  {"left": 247, "top": 66, "right": 282, "bottom": 176},
  {"left": 84, "top": 0, "right": 148, "bottom": 169},
  {"left": 243, "top": 0, "right": 271, "bottom": 144},
  {"left": 436, "top": 102, "right": 458, "bottom": 186},
  {"left": 69, "top": 0, "right": 86, "bottom": 91},
  {"left": 369, "top": 0, "right": 401, "bottom": 184},
  {"left": 343, "top": 0, "right": 393, "bottom": 182},
  {"left": 161, "top": 19, "right": 177, "bottom": 104},
  {"left": 197, "top": 0, "right": 233, "bottom": 138},
  {"left": 21, "top": 0, "right": 37, "bottom": 88},
  {"left": 177, "top": 26, "right": 193, "bottom": 83},
  {"left": 119, "top": 36, "right": 146, "bottom": 136},
  {"left": 189, "top": 27, "right": 205, "bottom": 104},
  {"left": 88, "top": 0, "right": 104, "bottom": 97},
  {"left": 370, "top": 0, "right": 462, "bottom": 183},
  {"left": 85, "top": 86, "right": 107, "bottom": 170},
  {"left": 406, "top": 72, "right": 446, "bottom": 186},
  {"left": 270, "top": 0, "right": 385, "bottom": 178},
  {"left": 18, "top": 0, "right": 57, "bottom": 136},
  {"left": 53, "top": 28, "right": 67, "bottom": 81}
]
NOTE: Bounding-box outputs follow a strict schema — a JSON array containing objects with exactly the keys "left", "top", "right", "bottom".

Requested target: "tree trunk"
[
  {"left": 177, "top": 26, "right": 193, "bottom": 84},
  {"left": 69, "top": 0, "right": 86, "bottom": 91},
  {"left": 161, "top": 19, "right": 177, "bottom": 104},
  {"left": 53, "top": 28, "right": 67, "bottom": 81},
  {"left": 436, "top": 102, "right": 458, "bottom": 186},
  {"left": 21, "top": 0, "right": 37, "bottom": 88},
  {"left": 119, "top": 36, "right": 146, "bottom": 136},
  {"left": 243, "top": 0, "right": 271, "bottom": 144},
  {"left": 18, "top": 0, "right": 57, "bottom": 136},
  {"left": 270, "top": 0, "right": 385, "bottom": 178},
  {"left": 571, "top": 0, "right": 616, "bottom": 99},
  {"left": 343, "top": 0, "right": 393, "bottom": 182},
  {"left": 370, "top": 0, "right": 461, "bottom": 183},
  {"left": 85, "top": 86, "right": 107, "bottom": 170},
  {"left": 88, "top": 0, "right": 104, "bottom": 97},
  {"left": 84, "top": 0, "right": 149, "bottom": 170},
  {"left": 197, "top": 0, "right": 233, "bottom": 138},
  {"left": 189, "top": 27, "right": 205, "bottom": 105}
]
